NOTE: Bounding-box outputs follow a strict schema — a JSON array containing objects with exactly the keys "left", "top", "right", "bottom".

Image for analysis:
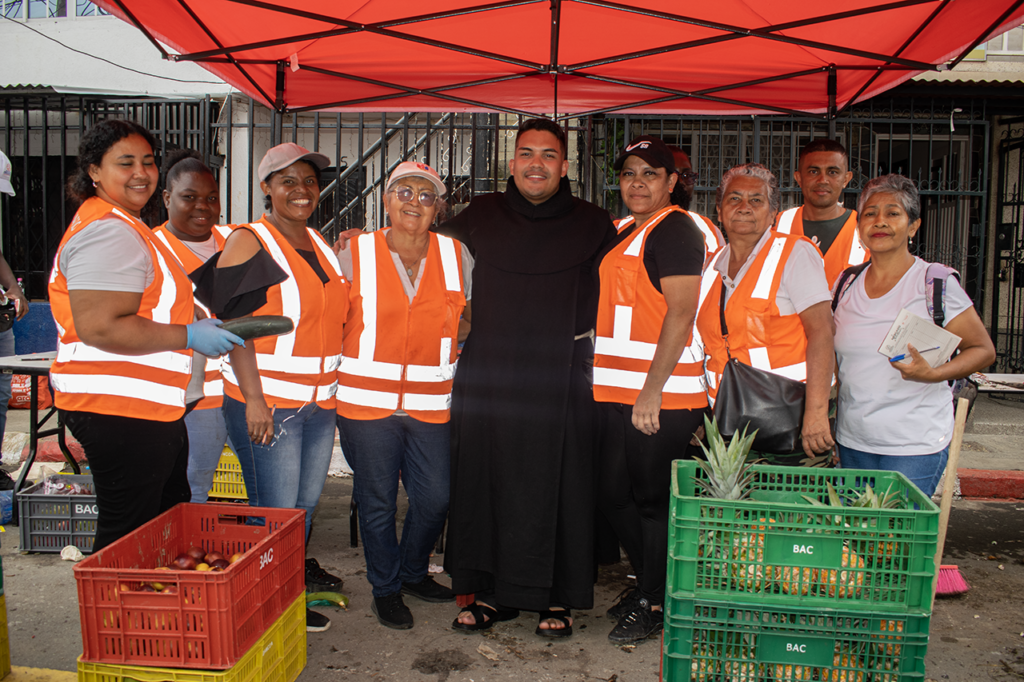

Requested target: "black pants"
[
  {"left": 596, "top": 402, "right": 703, "bottom": 605},
  {"left": 65, "top": 411, "right": 190, "bottom": 552}
]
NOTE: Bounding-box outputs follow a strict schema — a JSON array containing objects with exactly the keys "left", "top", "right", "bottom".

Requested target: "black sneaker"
[
  {"left": 401, "top": 576, "right": 455, "bottom": 603},
  {"left": 306, "top": 608, "right": 331, "bottom": 633},
  {"left": 608, "top": 598, "right": 663, "bottom": 644},
  {"left": 306, "top": 558, "right": 343, "bottom": 592},
  {"left": 605, "top": 586, "right": 641, "bottom": 621},
  {"left": 371, "top": 592, "right": 414, "bottom": 630}
]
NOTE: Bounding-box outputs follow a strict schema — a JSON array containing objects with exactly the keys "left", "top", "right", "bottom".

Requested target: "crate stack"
[
  {"left": 662, "top": 461, "right": 940, "bottom": 681},
  {"left": 73, "top": 503, "right": 307, "bottom": 682}
]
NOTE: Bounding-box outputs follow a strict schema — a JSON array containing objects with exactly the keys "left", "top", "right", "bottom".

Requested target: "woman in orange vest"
[
  {"left": 335, "top": 161, "right": 470, "bottom": 631},
  {"left": 154, "top": 150, "right": 233, "bottom": 503},
  {"left": 695, "top": 164, "right": 836, "bottom": 463},
  {"left": 593, "top": 135, "right": 709, "bottom": 644},
  {"left": 192, "top": 143, "right": 348, "bottom": 633},
  {"left": 49, "top": 120, "right": 243, "bottom": 551}
]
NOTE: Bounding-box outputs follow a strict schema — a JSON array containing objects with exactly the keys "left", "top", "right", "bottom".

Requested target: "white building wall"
[{"left": 0, "top": 13, "right": 230, "bottom": 98}]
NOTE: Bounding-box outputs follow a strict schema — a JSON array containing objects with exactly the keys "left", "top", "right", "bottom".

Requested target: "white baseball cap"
[
  {"left": 0, "top": 151, "right": 14, "bottom": 197},
  {"left": 386, "top": 161, "right": 446, "bottom": 197}
]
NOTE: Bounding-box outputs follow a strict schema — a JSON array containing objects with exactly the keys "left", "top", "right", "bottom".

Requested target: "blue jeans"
[
  {"left": 0, "top": 328, "right": 15, "bottom": 443},
  {"left": 837, "top": 443, "right": 950, "bottom": 497},
  {"left": 336, "top": 413, "right": 450, "bottom": 598},
  {"left": 223, "top": 395, "right": 336, "bottom": 541},
  {"left": 185, "top": 406, "right": 232, "bottom": 503}
]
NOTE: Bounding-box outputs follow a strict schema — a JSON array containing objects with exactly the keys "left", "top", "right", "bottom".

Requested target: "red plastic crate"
[{"left": 73, "top": 503, "right": 305, "bottom": 670}]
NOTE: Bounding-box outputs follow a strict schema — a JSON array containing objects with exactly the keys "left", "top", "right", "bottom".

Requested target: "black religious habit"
[{"left": 439, "top": 176, "right": 616, "bottom": 611}]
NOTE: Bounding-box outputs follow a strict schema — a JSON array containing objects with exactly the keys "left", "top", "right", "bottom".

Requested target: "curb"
[{"left": 957, "top": 468, "right": 1024, "bottom": 500}]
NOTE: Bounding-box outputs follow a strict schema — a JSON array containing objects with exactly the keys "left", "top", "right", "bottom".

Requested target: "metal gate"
[{"left": 993, "top": 123, "right": 1024, "bottom": 372}]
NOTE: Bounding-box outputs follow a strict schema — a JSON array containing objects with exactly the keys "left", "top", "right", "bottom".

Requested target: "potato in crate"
[{"left": 74, "top": 503, "right": 304, "bottom": 669}]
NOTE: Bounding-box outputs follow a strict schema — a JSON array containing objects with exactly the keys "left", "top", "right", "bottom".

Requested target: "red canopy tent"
[{"left": 97, "top": 0, "right": 1024, "bottom": 119}]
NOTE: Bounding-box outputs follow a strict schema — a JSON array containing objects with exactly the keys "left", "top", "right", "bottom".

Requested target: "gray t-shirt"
[
  {"left": 60, "top": 217, "right": 154, "bottom": 292},
  {"left": 802, "top": 209, "right": 852, "bottom": 255}
]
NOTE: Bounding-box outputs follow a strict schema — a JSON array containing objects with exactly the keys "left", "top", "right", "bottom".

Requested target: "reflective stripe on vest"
[
  {"left": 49, "top": 373, "right": 186, "bottom": 408},
  {"left": 248, "top": 220, "right": 301, "bottom": 360},
  {"left": 776, "top": 207, "right": 798, "bottom": 234},
  {"left": 848, "top": 227, "right": 866, "bottom": 266},
  {"left": 688, "top": 211, "right": 720, "bottom": 253}
]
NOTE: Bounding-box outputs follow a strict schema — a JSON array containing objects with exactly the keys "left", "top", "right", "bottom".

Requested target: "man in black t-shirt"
[{"left": 774, "top": 139, "right": 868, "bottom": 286}]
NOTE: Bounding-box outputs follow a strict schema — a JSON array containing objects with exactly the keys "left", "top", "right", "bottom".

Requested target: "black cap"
[{"left": 612, "top": 135, "right": 676, "bottom": 173}]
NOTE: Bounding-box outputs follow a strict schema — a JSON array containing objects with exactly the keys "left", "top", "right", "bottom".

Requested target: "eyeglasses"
[
  {"left": 678, "top": 170, "right": 699, "bottom": 181},
  {"left": 391, "top": 185, "right": 438, "bottom": 207}
]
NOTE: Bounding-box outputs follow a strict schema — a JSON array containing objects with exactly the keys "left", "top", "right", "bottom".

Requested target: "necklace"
[{"left": 387, "top": 231, "right": 429, "bottom": 278}]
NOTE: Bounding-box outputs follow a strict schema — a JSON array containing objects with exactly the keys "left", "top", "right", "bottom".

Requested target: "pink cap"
[
  {"left": 387, "top": 161, "right": 446, "bottom": 197},
  {"left": 257, "top": 143, "right": 330, "bottom": 182}
]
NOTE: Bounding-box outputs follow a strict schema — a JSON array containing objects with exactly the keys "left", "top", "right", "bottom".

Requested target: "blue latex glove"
[{"left": 186, "top": 318, "right": 244, "bottom": 357}]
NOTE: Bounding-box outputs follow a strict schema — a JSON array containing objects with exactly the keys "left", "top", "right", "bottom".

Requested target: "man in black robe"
[{"left": 439, "top": 118, "right": 616, "bottom": 636}]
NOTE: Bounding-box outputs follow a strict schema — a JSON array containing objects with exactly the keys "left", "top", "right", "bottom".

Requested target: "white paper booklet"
[{"left": 877, "top": 308, "right": 961, "bottom": 368}]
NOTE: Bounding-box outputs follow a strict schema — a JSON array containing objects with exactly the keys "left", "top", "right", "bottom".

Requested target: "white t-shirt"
[
  {"left": 713, "top": 229, "right": 830, "bottom": 315},
  {"left": 335, "top": 229, "right": 474, "bottom": 302},
  {"left": 834, "top": 257, "right": 973, "bottom": 455}
]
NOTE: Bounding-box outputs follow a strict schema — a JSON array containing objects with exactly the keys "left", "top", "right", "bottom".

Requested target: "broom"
[{"left": 934, "top": 397, "right": 971, "bottom": 597}]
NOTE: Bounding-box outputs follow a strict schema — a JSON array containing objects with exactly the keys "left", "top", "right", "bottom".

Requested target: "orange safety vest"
[
  {"left": 49, "top": 197, "right": 194, "bottom": 421},
  {"left": 152, "top": 222, "right": 233, "bottom": 410},
  {"left": 337, "top": 231, "right": 466, "bottom": 424},
  {"left": 696, "top": 231, "right": 811, "bottom": 403},
  {"left": 221, "top": 216, "right": 348, "bottom": 409},
  {"left": 775, "top": 207, "right": 867, "bottom": 286},
  {"left": 593, "top": 206, "right": 709, "bottom": 409}
]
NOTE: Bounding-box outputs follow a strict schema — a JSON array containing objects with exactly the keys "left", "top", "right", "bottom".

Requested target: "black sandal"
[
  {"left": 535, "top": 609, "right": 573, "bottom": 638},
  {"left": 451, "top": 602, "right": 519, "bottom": 632}
]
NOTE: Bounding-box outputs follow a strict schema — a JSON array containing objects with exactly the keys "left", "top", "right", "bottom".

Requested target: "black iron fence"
[{"left": 0, "top": 92, "right": 993, "bottom": 336}]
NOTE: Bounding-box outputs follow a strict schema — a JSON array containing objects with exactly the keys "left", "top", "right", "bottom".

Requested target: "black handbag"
[{"left": 711, "top": 284, "right": 806, "bottom": 454}]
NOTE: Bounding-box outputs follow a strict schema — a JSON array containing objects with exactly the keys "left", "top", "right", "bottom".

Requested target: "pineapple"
[
  {"left": 819, "top": 651, "right": 866, "bottom": 682},
  {"left": 818, "top": 544, "right": 866, "bottom": 598},
  {"left": 771, "top": 663, "right": 813, "bottom": 680},
  {"left": 731, "top": 517, "right": 775, "bottom": 593},
  {"left": 874, "top": 618, "right": 904, "bottom": 657},
  {"left": 778, "top": 565, "right": 817, "bottom": 596},
  {"left": 695, "top": 415, "right": 758, "bottom": 500}
]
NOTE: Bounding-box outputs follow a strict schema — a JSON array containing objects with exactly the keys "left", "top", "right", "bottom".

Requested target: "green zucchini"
[{"left": 219, "top": 315, "right": 294, "bottom": 341}]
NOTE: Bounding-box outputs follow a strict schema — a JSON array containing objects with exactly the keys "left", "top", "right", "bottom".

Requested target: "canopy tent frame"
[{"left": 101, "top": 0, "right": 1023, "bottom": 122}]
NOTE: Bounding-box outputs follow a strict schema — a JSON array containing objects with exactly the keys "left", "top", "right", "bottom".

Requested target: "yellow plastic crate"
[
  {"left": 0, "top": 594, "right": 10, "bottom": 680},
  {"left": 77, "top": 593, "right": 305, "bottom": 682},
  {"left": 211, "top": 447, "right": 248, "bottom": 501}
]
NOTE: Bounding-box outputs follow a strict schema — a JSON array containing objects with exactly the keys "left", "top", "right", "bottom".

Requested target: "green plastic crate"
[
  {"left": 662, "top": 594, "right": 929, "bottom": 682},
  {"left": 669, "top": 461, "right": 939, "bottom": 613}
]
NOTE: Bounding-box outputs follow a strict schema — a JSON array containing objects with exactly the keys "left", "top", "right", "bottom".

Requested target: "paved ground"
[{"left": 0, "top": 393, "right": 1022, "bottom": 680}]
